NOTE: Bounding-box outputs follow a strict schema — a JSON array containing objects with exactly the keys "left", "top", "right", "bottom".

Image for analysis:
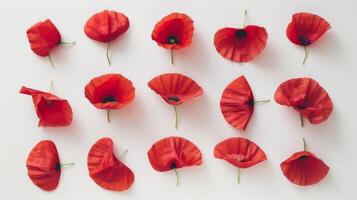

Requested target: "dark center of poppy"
[
  {"left": 102, "top": 96, "right": 117, "bottom": 103},
  {"left": 235, "top": 29, "right": 247, "bottom": 39},
  {"left": 168, "top": 96, "right": 180, "bottom": 102},
  {"left": 298, "top": 36, "right": 311, "bottom": 46},
  {"left": 297, "top": 104, "right": 306, "bottom": 110},
  {"left": 298, "top": 155, "right": 309, "bottom": 160},
  {"left": 168, "top": 36, "right": 179, "bottom": 44},
  {"left": 247, "top": 98, "right": 255, "bottom": 107},
  {"left": 55, "top": 163, "right": 61, "bottom": 171},
  {"left": 170, "top": 162, "right": 177, "bottom": 169}
]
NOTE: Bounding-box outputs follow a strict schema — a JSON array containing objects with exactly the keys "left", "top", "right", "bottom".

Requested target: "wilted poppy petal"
[
  {"left": 214, "top": 137, "right": 267, "bottom": 168},
  {"left": 147, "top": 136, "right": 202, "bottom": 172},
  {"left": 214, "top": 25, "right": 267, "bottom": 62},
  {"left": 152, "top": 13, "right": 194, "bottom": 49},
  {"left": 84, "top": 73, "right": 135, "bottom": 109},
  {"left": 281, "top": 151, "right": 329, "bottom": 186},
  {"left": 274, "top": 78, "right": 333, "bottom": 125},
  {"left": 287, "top": 12, "right": 331, "bottom": 46},
  {"left": 26, "top": 140, "right": 60, "bottom": 191},
  {"left": 148, "top": 73, "right": 203, "bottom": 105},
  {"left": 87, "top": 137, "right": 134, "bottom": 191},
  {"left": 220, "top": 76, "right": 254, "bottom": 130},
  {"left": 20, "top": 86, "right": 73, "bottom": 127},
  {"left": 26, "top": 19, "right": 61, "bottom": 57}
]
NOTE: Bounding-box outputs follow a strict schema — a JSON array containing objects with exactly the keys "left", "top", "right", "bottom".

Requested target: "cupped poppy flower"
[
  {"left": 148, "top": 73, "right": 203, "bottom": 129},
  {"left": 84, "top": 73, "right": 135, "bottom": 123},
  {"left": 280, "top": 139, "right": 329, "bottom": 186},
  {"left": 274, "top": 77, "right": 333, "bottom": 127},
  {"left": 151, "top": 12, "right": 194, "bottom": 65},
  {"left": 214, "top": 137, "right": 267, "bottom": 183},
  {"left": 26, "top": 19, "right": 75, "bottom": 67},
  {"left": 87, "top": 137, "right": 134, "bottom": 191},
  {"left": 147, "top": 136, "right": 202, "bottom": 186},
  {"left": 286, "top": 12, "right": 331, "bottom": 65},
  {"left": 220, "top": 75, "right": 270, "bottom": 131},
  {"left": 20, "top": 86, "right": 73, "bottom": 127},
  {"left": 84, "top": 10, "right": 130, "bottom": 65},
  {"left": 214, "top": 10, "right": 268, "bottom": 63}
]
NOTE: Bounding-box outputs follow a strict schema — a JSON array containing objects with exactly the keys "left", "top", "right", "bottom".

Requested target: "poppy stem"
[
  {"left": 303, "top": 46, "right": 308, "bottom": 65},
  {"left": 243, "top": 10, "right": 248, "bottom": 28},
  {"left": 237, "top": 167, "right": 240, "bottom": 184},
  {"left": 300, "top": 113, "right": 304, "bottom": 127},
  {"left": 106, "top": 42, "right": 111, "bottom": 66},
  {"left": 60, "top": 162, "right": 75, "bottom": 167},
  {"left": 119, "top": 149, "right": 128, "bottom": 159},
  {"left": 174, "top": 168, "right": 179, "bottom": 186},
  {"left": 174, "top": 105, "right": 178, "bottom": 129},
  {"left": 60, "top": 41, "right": 76, "bottom": 45},
  {"left": 107, "top": 109, "right": 111, "bottom": 123},
  {"left": 49, "top": 81, "right": 54, "bottom": 94},
  {"left": 254, "top": 99, "right": 271, "bottom": 104},
  {"left": 48, "top": 54, "right": 55, "bottom": 68},
  {"left": 170, "top": 49, "right": 174, "bottom": 65},
  {"left": 302, "top": 137, "right": 307, "bottom": 151}
]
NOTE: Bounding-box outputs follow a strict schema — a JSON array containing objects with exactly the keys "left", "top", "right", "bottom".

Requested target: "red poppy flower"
[
  {"left": 26, "top": 140, "right": 60, "bottom": 191},
  {"left": 147, "top": 136, "right": 202, "bottom": 185},
  {"left": 84, "top": 73, "right": 135, "bottom": 122},
  {"left": 281, "top": 151, "right": 329, "bottom": 186},
  {"left": 148, "top": 73, "right": 203, "bottom": 129},
  {"left": 87, "top": 137, "right": 134, "bottom": 191},
  {"left": 151, "top": 13, "right": 194, "bottom": 64},
  {"left": 20, "top": 86, "right": 73, "bottom": 127},
  {"left": 274, "top": 78, "right": 333, "bottom": 126},
  {"left": 84, "top": 10, "right": 130, "bottom": 65}
]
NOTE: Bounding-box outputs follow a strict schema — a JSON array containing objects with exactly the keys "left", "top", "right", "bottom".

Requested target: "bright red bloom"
[
  {"left": 214, "top": 25, "right": 267, "bottom": 62},
  {"left": 84, "top": 10, "right": 130, "bottom": 43},
  {"left": 147, "top": 136, "right": 202, "bottom": 172},
  {"left": 281, "top": 151, "right": 329, "bottom": 186},
  {"left": 287, "top": 12, "right": 331, "bottom": 46},
  {"left": 214, "top": 137, "right": 267, "bottom": 168},
  {"left": 20, "top": 86, "right": 73, "bottom": 127},
  {"left": 148, "top": 73, "right": 203, "bottom": 106},
  {"left": 87, "top": 137, "right": 134, "bottom": 191},
  {"left": 26, "top": 140, "right": 61, "bottom": 191},
  {"left": 84, "top": 73, "right": 135, "bottom": 109},
  {"left": 26, "top": 19, "right": 61, "bottom": 57},
  {"left": 274, "top": 78, "right": 333, "bottom": 125},
  {"left": 152, "top": 13, "right": 194, "bottom": 49}
]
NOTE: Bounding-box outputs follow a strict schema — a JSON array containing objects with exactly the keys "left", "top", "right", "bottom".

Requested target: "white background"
[{"left": 0, "top": 0, "right": 356, "bottom": 199}]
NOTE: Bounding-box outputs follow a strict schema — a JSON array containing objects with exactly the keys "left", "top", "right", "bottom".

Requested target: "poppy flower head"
[
  {"left": 281, "top": 151, "right": 329, "bottom": 186},
  {"left": 274, "top": 78, "right": 333, "bottom": 125},
  {"left": 287, "top": 12, "right": 331, "bottom": 46},
  {"left": 152, "top": 13, "right": 194, "bottom": 49},
  {"left": 87, "top": 137, "right": 134, "bottom": 191},
  {"left": 85, "top": 73, "right": 135, "bottom": 109},
  {"left": 214, "top": 25, "right": 268, "bottom": 62},
  {"left": 26, "top": 140, "right": 60, "bottom": 191},
  {"left": 220, "top": 76, "right": 254, "bottom": 131},
  {"left": 214, "top": 137, "right": 267, "bottom": 168},
  {"left": 20, "top": 86, "right": 73, "bottom": 127},
  {"left": 147, "top": 136, "right": 202, "bottom": 172},
  {"left": 148, "top": 73, "right": 203, "bottom": 105},
  {"left": 84, "top": 10, "right": 130, "bottom": 43},
  {"left": 26, "top": 19, "right": 61, "bottom": 57}
]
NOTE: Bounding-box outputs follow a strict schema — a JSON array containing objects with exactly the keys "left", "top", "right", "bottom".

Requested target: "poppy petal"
[
  {"left": 220, "top": 76, "right": 254, "bottom": 130},
  {"left": 20, "top": 86, "right": 73, "bottom": 127},
  {"left": 214, "top": 137, "right": 267, "bottom": 168},
  {"left": 287, "top": 12, "right": 331, "bottom": 46},
  {"left": 274, "top": 78, "right": 333, "bottom": 125},
  {"left": 152, "top": 13, "right": 194, "bottom": 49},
  {"left": 26, "top": 140, "right": 60, "bottom": 191},
  {"left": 84, "top": 73, "right": 135, "bottom": 109},
  {"left": 147, "top": 136, "right": 202, "bottom": 172},
  {"left": 148, "top": 73, "right": 203, "bottom": 105},
  {"left": 214, "top": 25, "right": 267, "bottom": 62},
  {"left": 281, "top": 151, "right": 329, "bottom": 186},
  {"left": 87, "top": 137, "right": 134, "bottom": 191}
]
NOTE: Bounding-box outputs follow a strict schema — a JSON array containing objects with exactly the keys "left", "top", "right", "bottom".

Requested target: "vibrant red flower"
[
  {"left": 214, "top": 24, "right": 267, "bottom": 62},
  {"left": 26, "top": 19, "right": 61, "bottom": 57},
  {"left": 152, "top": 13, "right": 194, "bottom": 49},
  {"left": 274, "top": 78, "right": 333, "bottom": 125},
  {"left": 281, "top": 151, "right": 329, "bottom": 186},
  {"left": 214, "top": 137, "right": 267, "bottom": 169},
  {"left": 26, "top": 140, "right": 61, "bottom": 191},
  {"left": 84, "top": 73, "right": 135, "bottom": 110},
  {"left": 287, "top": 12, "right": 330, "bottom": 46},
  {"left": 87, "top": 137, "right": 134, "bottom": 191},
  {"left": 20, "top": 86, "right": 73, "bottom": 127},
  {"left": 147, "top": 136, "right": 202, "bottom": 172},
  {"left": 84, "top": 10, "right": 130, "bottom": 43}
]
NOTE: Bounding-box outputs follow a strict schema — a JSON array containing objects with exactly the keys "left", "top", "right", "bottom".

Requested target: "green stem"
[
  {"left": 60, "top": 162, "right": 75, "bottom": 167},
  {"left": 49, "top": 81, "right": 54, "bottom": 94},
  {"left": 107, "top": 109, "right": 111, "bottom": 123},
  {"left": 237, "top": 167, "right": 240, "bottom": 184},
  {"left": 106, "top": 42, "right": 111, "bottom": 66},
  {"left": 170, "top": 49, "right": 174, "bottom": 65},
  {"left": 174, "top": 105, "right": 178, "bottom": 129},
  {"left": 60, "top": 41, "right": 76, "bottom": 45},
  {"left": 119, "top": 149, "right": 128, "bottom": 159},
  {"left": 254, "top": 99, "right": 271, "bottom": 104},
  {"left": 48, "top": 54, "right": 55, "bottom": 68},
  {"left": 302, "top": 137, "right": 307, "bottom": 151},
  {"left": 303, "top": 46, "right": 308, "bottom": 65},
  {"left": 300, "top": 114, "right": 304, "bottom": 127},
  {"left": 242, "top": 10, "right": 248, "bottom": 27},
  {"left": 174, "top": 168, "right": 179, "bottom": 186}
]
